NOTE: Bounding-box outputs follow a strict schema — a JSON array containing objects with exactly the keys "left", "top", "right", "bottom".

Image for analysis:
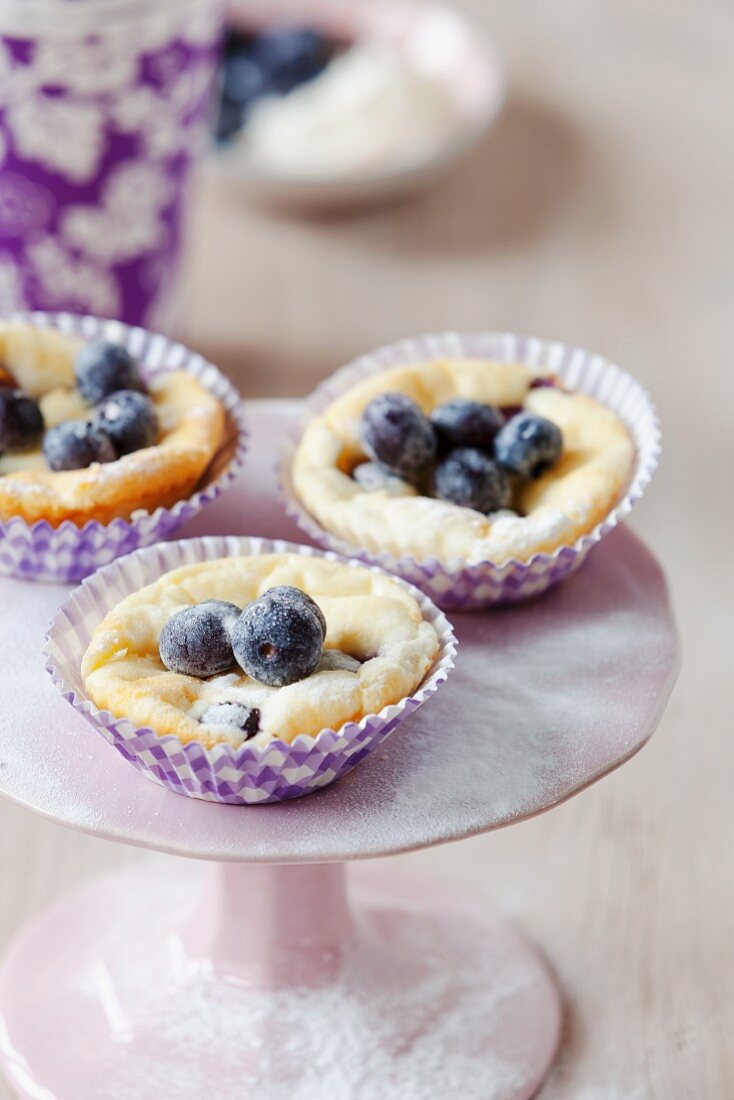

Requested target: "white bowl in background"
[{"left": 209, "top": 0, "right": 505, "bottom": 209}]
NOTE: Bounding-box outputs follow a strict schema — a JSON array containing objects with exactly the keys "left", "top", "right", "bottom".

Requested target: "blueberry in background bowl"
[
  {"left": 253, "top": 27, "right": 335, "bottom": 93},
  {"left": 214, "top": 24, "right": 342, "bottom": 146},
  {"left": 207, "top": 3, "right": 506, "bottom": 209}
]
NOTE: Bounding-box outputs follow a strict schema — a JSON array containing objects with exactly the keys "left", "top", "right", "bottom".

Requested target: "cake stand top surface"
[{"left": 0, "top": 401, "right": 679, "bottom": 864}]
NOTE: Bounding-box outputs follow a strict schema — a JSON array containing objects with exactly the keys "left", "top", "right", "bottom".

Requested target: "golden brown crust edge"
[{"left": 0, "top": 323, "right": 226, "bottom": 527}]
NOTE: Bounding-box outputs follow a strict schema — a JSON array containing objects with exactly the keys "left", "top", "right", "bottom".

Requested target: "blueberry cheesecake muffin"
[
  {"left": 0, "top": 322, "right": 225, "bottom": 526},
  {"left": 291, "top": 358, "right": 635, "bottom": 565},
  {"left": 81, "top": 553, "right": 440, "bottom": 747}
]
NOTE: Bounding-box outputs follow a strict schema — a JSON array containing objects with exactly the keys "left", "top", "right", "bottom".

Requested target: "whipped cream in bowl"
[{"left": 212, "top": 0, "right": 505, "bottom": 207}]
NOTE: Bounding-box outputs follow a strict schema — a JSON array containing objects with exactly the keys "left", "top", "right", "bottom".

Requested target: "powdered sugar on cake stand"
[{"left": 0, "top": 401, "right": 679, "bottom": 1099}]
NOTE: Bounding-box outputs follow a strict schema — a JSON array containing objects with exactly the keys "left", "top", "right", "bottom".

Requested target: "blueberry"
[
  {"left": 213, "top": 95, "right": 245, "bottom": 143},
  {"left": 264, "top": 584, "right": 327, "bottom": 638},
  {"left": 159, "top": 600, "right": 241, "bottom": 678},
  {"left": 215, "top": 96, "right": 246, "bottom": 143},
  {"left": 431, "top": 399, "right": 504, "bottom": 455},
  {"left": 231, "top": 592, "right": 324, "bottom": 687},
  {"left": 75, "top": 342, "right": 144, "bottom": 404},
  {"left": 252, "top": 27, "right": 334, "bottom": 94},
  {"left": 221, "top": 52, "right": 269, "bottom": 108},
  {"left": 352, "top": 461, "right": 412, "bottom": 496},
  {"left": 96, "top": 390, "right": 158, "bottom": 455},
  {"left": 43, "top": 419, "right": 117, "bottom": 471},
  {"left": 361, "top": 393, "right": 436, "bottom": 483},
  {"left": 0, "top": 389, "right": 44, "bottom": 451},
  {"left": 200, "top": 702, "right": 260, "bottom": 740},
  {"left": 433, "top": 447, "right": 512, "bottom": 514},
  {"left": 223, "top": 27, "right": 256, "bottom": 54},
  {"left": 494, "top": 412, "right": 563, "bottom": 479},
  {"left": 318, "top": 649, "right": 361, "bottom": 673}
]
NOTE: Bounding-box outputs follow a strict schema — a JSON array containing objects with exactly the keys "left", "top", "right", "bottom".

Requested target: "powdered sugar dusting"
[{"left": 68, "top": 871, "right": 550, "bottom": 1100}]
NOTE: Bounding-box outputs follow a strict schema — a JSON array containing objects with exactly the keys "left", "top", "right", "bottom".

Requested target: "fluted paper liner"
[
  {"left": 280, "top": 331, "right": 661, "bottom": 609},
  {"left": 0, "top": 311, "right": 248, "bottom": 583},
  {"left": 43, "top": 536, "right": 457, "bottom": 805}
]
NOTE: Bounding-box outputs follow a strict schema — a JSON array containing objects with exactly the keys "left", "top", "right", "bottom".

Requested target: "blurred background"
[{"left": 1, "top": 0, "right": 732, "bottom": 1095}]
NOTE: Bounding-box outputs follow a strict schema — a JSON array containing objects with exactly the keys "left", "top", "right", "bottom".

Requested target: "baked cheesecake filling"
[
  {"left": 291, "top": 358, "right": 635, "bottom": 566},
  {"left": 82, "top": 553, "right": 439, "bottom": 748}
]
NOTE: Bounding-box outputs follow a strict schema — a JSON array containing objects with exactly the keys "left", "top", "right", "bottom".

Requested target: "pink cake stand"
[{"left": 0, "top": 402, "right": 679, "bottom": 1100}]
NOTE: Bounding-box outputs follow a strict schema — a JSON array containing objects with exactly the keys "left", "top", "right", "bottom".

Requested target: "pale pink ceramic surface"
[
  {"left": 217, "top": 0, "right": 505, "bottom": 207},
  {"left": 0, "top": 861, "right": 561, "bottom": 1100},
  {"left": 0, "top": 401, "right": 679, "bottom": 1100},
  {"left": 0, "top": 402, "right": 678, "bottom": 861}
]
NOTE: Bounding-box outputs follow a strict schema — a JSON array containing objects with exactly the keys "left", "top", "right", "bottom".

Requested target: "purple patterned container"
[
  {"left": 0, "top": 311, "right": 248, "bottom": 582},
  {"left": 280, "top": 331, "right": 661, "bottom": 610},
  {"left": 0, "top": 0, "right": 224, "bottom": 329},
  {"left": 43, "top": 536, "right": 457, "bottom": 805}
]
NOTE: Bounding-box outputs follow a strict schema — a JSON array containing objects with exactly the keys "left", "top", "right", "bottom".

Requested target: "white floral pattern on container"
[
  {"left": 62, "top": 161, "right": 174, "bottom": 266},
  {"left": 0, "top": 0, "right": 224, "bottom": 325},
  {"left": 0, "top": 254, "right": 24, "bottom": 311},
  {"left": 178, "top": 6, "right": 225, "bottom": 48},
  {"left": 171, "top": 60, "right": 216, "bottom": 114},
  {"left": 27, "top": 237, "right": 121, "bottom": 317},
  {"left": 33, "top": 36, "right": 139, "bottom": 95},
  {"left": 107, "top": 161, "right": 176, "bottom": 212},
  {"left": 6, "top": 97, "right": 106, "bottom": 184},
  {"left": 0, "top": 42, "right": 35, "bottom": 107},
  {"left": 111, "top": 87, "right": 182, "bottom": 159}
]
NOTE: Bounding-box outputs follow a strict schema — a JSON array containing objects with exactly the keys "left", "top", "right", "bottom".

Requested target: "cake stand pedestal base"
[{"left": 0, "top": 859, "right": 560, "bottom": 1100}]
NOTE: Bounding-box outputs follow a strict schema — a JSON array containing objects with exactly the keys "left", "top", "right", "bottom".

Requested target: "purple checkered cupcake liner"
[
  {"left": 42, "top": 535, "right": 457, "bottom": 805},
  {"left": 0, "top": 311, "right": 248, "bottom": 583},
  {"left": 279, "top": 330, "right": 661, "bottom": 609}
]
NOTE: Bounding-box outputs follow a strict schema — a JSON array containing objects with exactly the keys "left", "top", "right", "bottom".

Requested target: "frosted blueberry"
[
  {"left": 43, "top": 419, "right": 117, "bottom": 471},
  {"left": 431, "top": 399, "right": 504, "bottom": 455},
  {"left": 159, "top": 600, "right": 241, "bottom": 678},
  {"left": 352, "top": 461, "right": 412, "bottom": 496},
  {"left": 264, "top": 585, "right": 327, "bottom": 638},
  {"left": 434, "top": 447, "right": 512, "bottom": 514},
  {"left": 96, "top": 390, "right": 158, "bottom": 455},
  {"left": 75, "top": 342, "right": 144, "bottom": 404},
  {"left": 232, "top": 591, "right": 324, "bottom": 687},
  {"left": 318, "top": 649, "right": 361, "bottom": 673},
  {"left": 494, "top": 412, "right": 563, "bottom": 479},
  {"left": 215, "top": 96, "right": 246, "bottom": 143},
  {"left": 222, "top": 50, "right": 268, "bottom": 107},
  {"left": 0, "top": 389, "right": 44, "bottom": 452},
  {"left": 252, "top": 27, "right": 334, "bottom": 94},
  {"left": 361, "top": 393, "right": 436, "bottom": 483},
  {"left": 200, "top": 702, "right": 260, "bottom": 740}
]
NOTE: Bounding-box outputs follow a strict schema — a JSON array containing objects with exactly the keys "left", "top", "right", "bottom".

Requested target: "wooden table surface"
[{"left": 2, "top": 1, "right": 731, "bottom": 1096}]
